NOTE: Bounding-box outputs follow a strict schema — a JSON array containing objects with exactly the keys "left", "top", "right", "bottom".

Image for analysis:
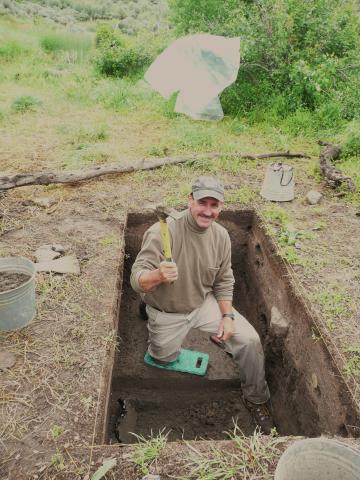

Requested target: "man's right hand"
[
  {"left": 138, "top": 261, "right": 178, "bottom": 292},
  {"left": 159, "top": 260, "right": 178, "bottom": 283}
]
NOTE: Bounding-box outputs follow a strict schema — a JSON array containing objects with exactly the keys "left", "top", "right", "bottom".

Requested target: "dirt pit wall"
[{"left": 103, "top": 210, "right": 359, "bottom": 443}]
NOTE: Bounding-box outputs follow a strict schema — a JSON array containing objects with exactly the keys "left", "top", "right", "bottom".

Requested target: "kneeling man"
[{"left": 130, "top": 176, "right": 273, "bottom": 433}]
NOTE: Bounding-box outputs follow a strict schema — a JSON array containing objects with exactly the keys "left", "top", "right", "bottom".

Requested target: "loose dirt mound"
[{"left": 0, "top": 272, "right": 30, "bottom": 292}]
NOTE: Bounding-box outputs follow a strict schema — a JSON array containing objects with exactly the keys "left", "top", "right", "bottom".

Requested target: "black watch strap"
[{"left": 222, "top": 313, "right": 235, "bottom": 320}]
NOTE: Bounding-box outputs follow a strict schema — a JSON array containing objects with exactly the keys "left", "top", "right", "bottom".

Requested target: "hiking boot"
[{"left": 243, "top": 398, "right": 274, "bottom": 435}]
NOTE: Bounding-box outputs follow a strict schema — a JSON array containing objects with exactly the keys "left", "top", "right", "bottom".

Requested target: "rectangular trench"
[{"left": 104, "top": 210, "right": 359, "bottom": 443}]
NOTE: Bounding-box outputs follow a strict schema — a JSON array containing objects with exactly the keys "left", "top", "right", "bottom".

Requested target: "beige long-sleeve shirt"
[{"left": 130, "top": 209, "right": 234, "bottom": 313}]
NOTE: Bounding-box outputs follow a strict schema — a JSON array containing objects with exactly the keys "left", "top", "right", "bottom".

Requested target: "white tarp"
[{"left": 144, "top": 34, "right": 240, "bottom": 121}]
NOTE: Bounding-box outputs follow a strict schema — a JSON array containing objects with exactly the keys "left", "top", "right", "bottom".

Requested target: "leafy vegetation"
[
  {"left": 342, "top": 132, "right": 360, "bottom": 159},
  {"left": 94, "top": 25, "right": 153, "bottom": 78},
  {"left": 170, "top": 0, "right": 360, "bottom": 136}
]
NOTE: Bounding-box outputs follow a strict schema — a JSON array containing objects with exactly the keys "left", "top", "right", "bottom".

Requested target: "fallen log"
[
  {"left": 318, "top": 142, "right": 355, "bottom": 192},
  {"left": 0, "top": 150, "right": 310, "bottom": 191}
]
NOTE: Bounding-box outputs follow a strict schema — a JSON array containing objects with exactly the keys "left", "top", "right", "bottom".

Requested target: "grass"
[
  {"left": 262, "top": 205, "right": 290, "bottom": 225},
  {"left": 11, "top": 95, "right": 42, "bottom": 113},
  {"left": 261, "top": 206, "right": 309, "bottom": 266},
  {"left": 226, "top": 186, "right": 257, "bottom": 205},
  {"left": 338, "top": 155, "right": 360, "bottom": 206},
  {"left": 0, "top": 40, "right": 30, "bottom": 61},
  {"left": 311, "top": 284, "right": 354, "bottom": 330},
  {"left": 343, "top": 345, "right": 360, "bottom": 377},
  {"left": 165, "top": 182, "right": 191, "bottom": 207},
  {"left": 49, "top": 424, "right": 64, "bottom": 440},
  {"left": 40, "top": 32, "right": 93, "bottom": 56},
  {"left": 51, "top": 450, "right": 66, "bottom": 471},
  {"left": 182, "top": 425, "right": 286, "bottom": 480},
  {"left": 98, "top": 233, "right": 118, "bottom": 247},
  {"left": 132, "top": 429, "right": 169, "bottom": 475}
]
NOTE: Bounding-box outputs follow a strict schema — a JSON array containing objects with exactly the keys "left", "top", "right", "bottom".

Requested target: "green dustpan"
[{"left": 144, "top": 348, "right": 209, "bottom": 376}]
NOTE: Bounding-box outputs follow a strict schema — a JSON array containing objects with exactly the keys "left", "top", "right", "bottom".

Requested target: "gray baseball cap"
[{"left": 191, "top": 176, "right": 224, "bottom": 201}]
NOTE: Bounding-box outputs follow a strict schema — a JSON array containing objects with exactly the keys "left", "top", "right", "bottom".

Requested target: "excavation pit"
[{"left": 104, "top": 210, "right": 359, "bottom": 444}]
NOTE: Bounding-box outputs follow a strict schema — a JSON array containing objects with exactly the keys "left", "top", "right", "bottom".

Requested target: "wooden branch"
[
  {"left": 0, "top": 150, "right": 310, "bottom": 191},
  {"left": 318, "top": 142, "right": 355, "bottom": 192}
]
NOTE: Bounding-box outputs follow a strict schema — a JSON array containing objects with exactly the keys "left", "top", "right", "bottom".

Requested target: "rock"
[
  {"left": 0, "top": 350, "right": 16, "bottom": 370},
  {"left": 35, "top": 255, "right": 80, "bottom": 275},
  {"left": 142, "top": 475, "right": 160, "bottom": 480},
  {"left": 311, "top": 373, "right": 318, "bottom": 389},
  {"left": 35, "top": 245, "right": 61, "bottom": 263},
  {"left": 52, "top": 244, "right": 66, "bottom": 254},
  {"left": 306, "top": 190, "right": 323, "bottom": 205},
  {"left": 269, "top": 306, "right": 289, "bottom": 337}
]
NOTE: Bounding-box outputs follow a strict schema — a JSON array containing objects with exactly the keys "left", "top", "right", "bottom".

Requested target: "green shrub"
[
  {"left": 95, "top": 24, "right": 124, "bottom": 49},
  {"left": 94, "top": 25, "right": 153, "bottom": 78},
  {"left": 342, "top": 133, "right": 360, "bottom": 158},
  {"left": 97, "top": 46, "right": 151, "bottom": 77},
  {"left": 171, "top": 0, "right": 360, "bottom": 124},
  {"left": 11, "top": 95, "right": 42, "bottom": 113},
  {"left": 0, "top": 41, "right": 30, "bottom": 62}
]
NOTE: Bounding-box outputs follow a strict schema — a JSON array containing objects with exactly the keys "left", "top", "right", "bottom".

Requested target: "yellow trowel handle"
[{"left": 159, "top": 219, "right": 172, "bottom": 261}]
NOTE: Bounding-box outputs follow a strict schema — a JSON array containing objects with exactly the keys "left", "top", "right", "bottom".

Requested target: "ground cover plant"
[{"left": 0, "top": 2, "right": 359, "bottom": 479}]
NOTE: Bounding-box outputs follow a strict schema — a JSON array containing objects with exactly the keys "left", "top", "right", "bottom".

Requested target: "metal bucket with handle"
[
  {"left": 275, "top": 438, "right": 360, "bottom": 480},
  {"left": 260, "top": 162, "right": 294, "bottom": 201},
  {"left": 0, "top": 256, "right": 36, "bottom": 331}
]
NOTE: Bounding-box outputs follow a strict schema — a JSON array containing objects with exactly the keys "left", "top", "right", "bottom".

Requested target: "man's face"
[{"left": 188, "top": 195, "right": 223, "bottom": 229}]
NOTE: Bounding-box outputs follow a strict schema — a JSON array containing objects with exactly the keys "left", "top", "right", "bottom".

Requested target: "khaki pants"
[{"left": 146, "top": 293, "right": 270, "bottom": 404}]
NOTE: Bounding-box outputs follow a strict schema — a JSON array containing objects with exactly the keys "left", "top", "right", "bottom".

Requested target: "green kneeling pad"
[{"left": 144, "top": 349, "right": 209, "bottom": 376}]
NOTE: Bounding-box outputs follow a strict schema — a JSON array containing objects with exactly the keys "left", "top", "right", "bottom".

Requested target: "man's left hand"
[{"left": 217, "top": 317, "right": 234, "bottom": 342}]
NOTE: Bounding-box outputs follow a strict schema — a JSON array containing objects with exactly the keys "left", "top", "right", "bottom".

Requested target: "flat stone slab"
[
  {"left": 35, "top": 255, "right": 80, "bottom": 275},
  {"left": 35, "top": 245, "right": 61, "bottom": 263}
]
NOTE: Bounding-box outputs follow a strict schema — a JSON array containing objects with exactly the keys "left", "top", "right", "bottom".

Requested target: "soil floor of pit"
[{"left": 110, "top": 293, "right": 256, "bottom": 443}]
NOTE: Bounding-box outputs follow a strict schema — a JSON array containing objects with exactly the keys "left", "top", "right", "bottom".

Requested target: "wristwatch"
[{"left": 222, "top": 313, "right": 235, "bottom": 320}]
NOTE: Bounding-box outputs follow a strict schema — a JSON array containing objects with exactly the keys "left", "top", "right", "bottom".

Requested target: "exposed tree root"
[{"left": 318, "top": 141, "right": 355, "bottom": 192}]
